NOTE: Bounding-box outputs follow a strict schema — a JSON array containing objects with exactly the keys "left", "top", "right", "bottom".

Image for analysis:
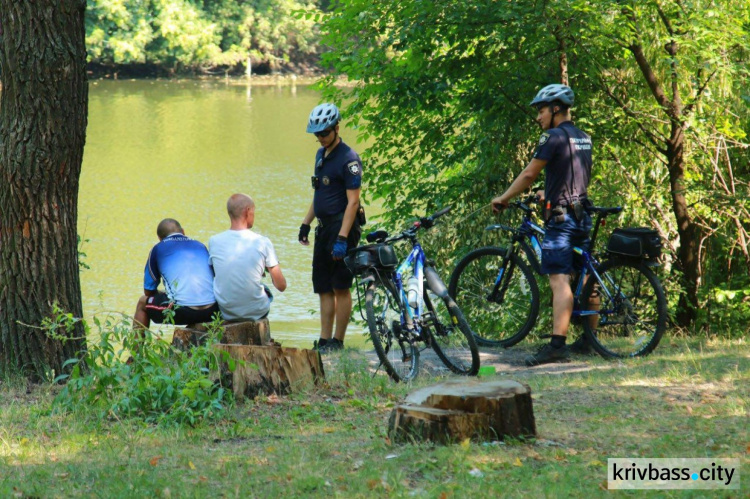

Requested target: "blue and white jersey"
[{"left": 143, "top": 233, "right": 216, "bottom": 307}]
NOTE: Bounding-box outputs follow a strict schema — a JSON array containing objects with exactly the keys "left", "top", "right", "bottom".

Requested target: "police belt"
[
  {"left": 546, "top": 198, "right": 589, "bottom": 222},
  {"left": 316, "top": 212, "right": 345, "bottom": 228},
  {"left": 550, "top": 197, "right": 589, "bottom": 212}
]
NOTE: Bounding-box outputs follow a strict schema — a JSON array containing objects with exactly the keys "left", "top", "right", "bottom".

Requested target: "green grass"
[{"left": 1, "top": 337, "right": 748, "bottom": 498}]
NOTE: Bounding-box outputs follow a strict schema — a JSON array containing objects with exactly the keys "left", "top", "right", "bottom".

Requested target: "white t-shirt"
[{"left": 208, "top": 229, "right": 280, "bottom": 321}]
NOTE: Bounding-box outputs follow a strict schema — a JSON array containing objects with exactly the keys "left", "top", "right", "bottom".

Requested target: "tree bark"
[
  {"left": 0, "top": 0, "right": 88, "bottom": 379},
  {"left": 214, "top": 345, "right": 325, "bottom": 399},
  {"left": 667, "top": 124, "right": 701, "bottom": 325}
]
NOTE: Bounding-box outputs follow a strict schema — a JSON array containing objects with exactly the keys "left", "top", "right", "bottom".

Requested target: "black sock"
[
  {"left": 550, "top": 335, "right": 567, "bottom": 349},
  {"left": 317, "top": 337, "right": 328, "bottom": 346}
]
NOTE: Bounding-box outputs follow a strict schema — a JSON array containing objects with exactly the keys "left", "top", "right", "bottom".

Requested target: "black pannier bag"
[
  {"left": 345, "top": 244, "right": 398, "bottom": 275},
  {"left": 607, "top": 227, "right": 662, "bottom": 260}
]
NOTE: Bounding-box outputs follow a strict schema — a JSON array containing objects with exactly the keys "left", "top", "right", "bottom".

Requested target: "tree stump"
[
  {"left": 388, "top": 379, "right": 536, "bottom": 443},
  {"left": 214, "top": 344, "right": 325, "bottom": 399},
  {"left": 221, "top": 319, "right": 271, "bottom": 345},
  {"left": 171, "top": 318, "right": 271, "bottom": 351}
]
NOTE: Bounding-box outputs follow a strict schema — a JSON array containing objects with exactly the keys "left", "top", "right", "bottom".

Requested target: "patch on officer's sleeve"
[
  {"left": 538, "top": 133, "right": 550, "bottom": 146},
  {"left": 347, "top": 161, "right": 361, "bottom": 175}
]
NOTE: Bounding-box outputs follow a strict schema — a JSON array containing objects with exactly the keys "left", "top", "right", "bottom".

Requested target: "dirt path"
[{"left": 323, "top": 344, "right": 611, "bottom": 381}]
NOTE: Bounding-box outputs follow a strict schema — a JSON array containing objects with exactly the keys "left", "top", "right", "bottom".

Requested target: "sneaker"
[
  {"left": 569, "top": 336, "right": 593, "bottom": 355},
  {"left": 524, "top": 344, "right": 570, "bottom": 366},
  {"left": 312, "top": 338, "right": 328, "bottom": 351},
  {"left": 325, "top": 338, "right": 344, "bottom": 352}
]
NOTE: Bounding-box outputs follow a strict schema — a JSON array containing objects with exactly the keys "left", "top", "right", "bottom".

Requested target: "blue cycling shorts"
[{"left": 540, "top": 213, "right": 592, "bottom": 275}]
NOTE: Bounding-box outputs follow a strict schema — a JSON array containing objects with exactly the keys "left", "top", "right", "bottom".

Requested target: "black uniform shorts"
[
  {"left": 312, "top": 218, "right": 361, "bottom": 294},
  {"left": 145, "top": 292, "right": 220, "bottom": 325}
]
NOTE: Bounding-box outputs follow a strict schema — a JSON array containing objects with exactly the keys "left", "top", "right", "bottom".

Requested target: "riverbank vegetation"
[
  {"left": 1, "top": 338, "right": 747, "bottom": 496},
  {"left": 85, "top": 0, "right": 325, "bottom": 77}
]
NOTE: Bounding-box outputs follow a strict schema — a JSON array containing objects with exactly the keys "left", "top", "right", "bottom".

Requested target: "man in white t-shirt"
[{"left": 209, "top": 194, "right": 287, "bottom": 321}]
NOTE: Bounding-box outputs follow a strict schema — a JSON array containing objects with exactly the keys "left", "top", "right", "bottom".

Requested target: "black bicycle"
[
  {"left": 448, "top": 195, "right": 667, "bottom": 358},
  {"left": 346, "top": 207, "right": 480, "bottom": 382}
]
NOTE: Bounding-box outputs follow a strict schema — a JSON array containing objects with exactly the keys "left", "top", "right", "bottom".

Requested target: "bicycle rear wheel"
[
  {"left": 448, "top": 247, "right": 539, "bottom": 347},
  {"left": 365, "top": 276, "right": 419, "bottom": 382},
  {"left": 423, "top": 284, "right": 480, "bottom": 376},
  {"left": 581, "top": 259, "right": 667, "bottom": 358}
]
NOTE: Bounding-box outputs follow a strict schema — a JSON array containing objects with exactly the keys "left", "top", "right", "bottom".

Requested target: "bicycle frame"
[
  {"left": 487, "top": 200, "right": 631, "bottom": 321},
  {"left": 394, "top": 243, "right": 426, "bottom": 329}
]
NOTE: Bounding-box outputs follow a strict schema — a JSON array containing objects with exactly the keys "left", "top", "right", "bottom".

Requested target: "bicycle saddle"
[
  {"left": 366, "top": 230, "right": 389, "bottom": 243},
  {"left": 589, "top": 206, "right": 623, "bottom": 215}
]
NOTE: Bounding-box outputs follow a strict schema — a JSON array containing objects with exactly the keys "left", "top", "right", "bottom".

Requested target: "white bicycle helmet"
[
  {"left": 530, "top": 84, "right": 574, "bottom": 107},
  {"left": 306, "top": 103, "right": 341, "bottom": 133}
]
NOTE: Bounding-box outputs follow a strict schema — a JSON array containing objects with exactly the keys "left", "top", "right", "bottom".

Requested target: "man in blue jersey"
[
  {"left": 491, "top": 84, "right": 593, "bottom": 366},
  {"left": 133, "top": 218, "right": 219, "bottom": 330},
  {"left": 298, "top": 103, "right": 362, "bottom": 353}
]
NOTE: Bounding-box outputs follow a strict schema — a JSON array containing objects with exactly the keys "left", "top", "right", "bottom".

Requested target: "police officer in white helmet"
[
  {"left": 298, "top": 103, "right": 363, "bottom": 353},
  {"left": 492, "top": 84, "right": 594, "bottom": 366}
]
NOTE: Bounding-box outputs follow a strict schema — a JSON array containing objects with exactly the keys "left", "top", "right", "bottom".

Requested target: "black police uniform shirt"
[
  {"left": 533, "top": 121, "right": 592, "bottom": 207},
  {"left": 313, "top": 140, "right": 363, "bottom": 218}
]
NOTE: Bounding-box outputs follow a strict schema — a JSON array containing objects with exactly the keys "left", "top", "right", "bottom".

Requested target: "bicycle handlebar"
[
  {"left": 383, "top": 205, "right": 452, "bottom": 243},
  {"left": 430, "top": 205, "right": 452, "bottom": 220}
]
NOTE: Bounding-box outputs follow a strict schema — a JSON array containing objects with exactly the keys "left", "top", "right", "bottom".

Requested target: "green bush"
[{"left": 53, "top": 313, "right": 235, "bottom": 426}]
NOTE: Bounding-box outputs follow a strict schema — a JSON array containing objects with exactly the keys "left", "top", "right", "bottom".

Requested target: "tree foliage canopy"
[
  {"left": 318, "top": 0, "right": 750, "bottom": 331},
  {"left": 85, "top": 0, "right": 323, "bottom": 71}
]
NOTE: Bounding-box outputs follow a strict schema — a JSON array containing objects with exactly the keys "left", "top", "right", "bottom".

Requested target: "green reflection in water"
[{"left": 80, "top": 79, "right": 370, "bottom": 347}]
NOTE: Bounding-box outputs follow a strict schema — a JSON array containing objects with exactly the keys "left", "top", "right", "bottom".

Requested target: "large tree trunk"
[{"left": 0, "top": 0, "right": 88, "bottom": 379}]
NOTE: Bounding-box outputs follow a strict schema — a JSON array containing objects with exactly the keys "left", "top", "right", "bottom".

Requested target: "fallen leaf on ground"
[
  {"left": 513, "top": 458, "right": 523, "bottom": 467},
  {"left": 323, "top": 427, "right": 335, "bottom": 434},
  {"left": 460, "top": 438, "right": 471, "bottom": 450},
  {"left": 149, "top": 456, "right": 163, "bottom": 466},
  {"left": 588, "top": 460, "right": 605, "bottom": 467},
  {"left": 188, "top": 461, "right": 196, "bottom": 470}
]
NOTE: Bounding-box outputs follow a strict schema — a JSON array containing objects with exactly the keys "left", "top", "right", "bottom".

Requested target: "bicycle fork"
[{"left": 488, "top": 247, "right": 516, "bottom": 305}]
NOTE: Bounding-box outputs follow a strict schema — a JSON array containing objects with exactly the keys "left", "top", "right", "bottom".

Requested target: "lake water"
[{"left": 79, "top": 79, "right": 369, "bottom": 347}]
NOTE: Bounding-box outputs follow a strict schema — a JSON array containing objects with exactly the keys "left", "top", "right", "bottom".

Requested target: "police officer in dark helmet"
[
  {"left": 298, "top": 103, "right": 363, "bottom": 353},
  {"left": 491, "top": 84, "right": 594, "bottom": 366}
]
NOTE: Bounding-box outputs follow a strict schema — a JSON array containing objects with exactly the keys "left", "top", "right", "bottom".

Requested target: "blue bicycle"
[
  {"left": 449, "top": 195, "right": 667, "bottom": 358},
  {"left": 346, "top": 207, "right": 480, "bottom": 382}
]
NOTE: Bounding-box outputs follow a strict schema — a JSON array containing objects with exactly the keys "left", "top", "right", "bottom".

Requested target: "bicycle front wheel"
[
  {"left": 581, "top": 259, "right": 667, "bottom": 358},
  {"left": 423, "top": 284, "right": 480, "bottom": 376},
  {"left": 365, "top": 276, "right": 419, "bottom": 382},
  {"left": 448, "top": 247, "right": 539, "bottom": 347}
]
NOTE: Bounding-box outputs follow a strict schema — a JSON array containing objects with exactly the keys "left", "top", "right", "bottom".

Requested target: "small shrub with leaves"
[{"left": 53, "top": 313, "right": 235, "bottom": 426}]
